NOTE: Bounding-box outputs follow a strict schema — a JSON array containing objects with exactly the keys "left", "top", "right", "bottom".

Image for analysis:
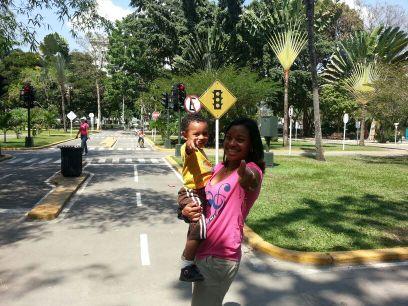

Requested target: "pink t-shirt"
[
  {"left": 196, "top": 162, "right": 263, "bottom": 261},
  {"left": 80, "top": 123, "right": 89, "bottom": 136}
]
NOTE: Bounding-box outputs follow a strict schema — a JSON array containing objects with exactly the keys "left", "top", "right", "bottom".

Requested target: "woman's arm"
[{"left": 237, "top": 160, "right": 260, "bottom": 192}]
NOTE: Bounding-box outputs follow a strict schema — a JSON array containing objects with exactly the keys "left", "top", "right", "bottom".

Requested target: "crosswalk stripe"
[
  {"left": 113, "top": 157, "right": 119, "bottom": 163},
  {"left": 23, "top": 158, "right": 37, "bottom": 163},
  {"left": 53, "top": 159, "right": 60, "bottom": 164},
  {"left": 7, "top": 158, "right": 23, "bottom": 164},
  {"left": 98, "top": 147, "right": 104, "bottom": 151},
  {"left": 118, "top": 148, "right": 124, "bottom": 150},
  {"left": 151, "top": 158, "right": 159, "bottom": 163},
  {"left": 125, "top": 158, "right": 132, "bottom": 163},
  {"left": 38, "top": 158, "right": 53, "bottom": 164},
  {"left": 98, "top": 158, "right": 106, "bottom": 163},
  {"left": 138, "top": 158, "right": 146, "bottom": 163}
]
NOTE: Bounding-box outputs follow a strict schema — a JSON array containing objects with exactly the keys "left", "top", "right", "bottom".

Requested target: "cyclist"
[{"left": 138, "top": 129, "right": 145, "bottom": 148}]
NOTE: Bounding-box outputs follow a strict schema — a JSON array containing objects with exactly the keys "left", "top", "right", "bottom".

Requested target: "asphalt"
[{"left": 0, "top": 130, "right": 407, "bottom": 306}]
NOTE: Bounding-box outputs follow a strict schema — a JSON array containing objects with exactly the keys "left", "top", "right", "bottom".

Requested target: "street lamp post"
[
  {"left": 394, "top": 123, "right": 399, "bottom": 144},
  {"left": 288, "top": 105, "right": 293, "bottom": 155}
]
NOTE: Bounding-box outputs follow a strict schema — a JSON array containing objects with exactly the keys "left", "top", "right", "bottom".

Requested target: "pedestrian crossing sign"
[{"left": 199, "top": 80, "right": 237, "bottom": 119}]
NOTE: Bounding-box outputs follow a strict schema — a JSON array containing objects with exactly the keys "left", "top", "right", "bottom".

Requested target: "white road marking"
[
  {"left": 23, "top": 158, "right": 37, "bottom": 164},
  {"left": 138, "top": 158, "right": 146, "bottom": 163},
  {"left": 136, "top": 192, "right": 142, "bottom": 207},
  {"left": 140, "top": 233, "right": 151, "bottom": 266},
  {"left": 113, "top": 157, "right": 119, "bottom": 163},
  {"left": 135, "top": 147, "right": 140, "bottom": 151},
  {"left": 98, "top": 158, "right": 106, "bottom": 163},
  {"left": 7, "top": 158, "right": 23, "bottom": 164},
  {"left": 98, "top": 147, "right": 104, "bottom": 151},
  {"left": 38, "top": 158, "right": 53, "bottom": 164},
  {"left": 0, "top": 208, "right": 28, "bottom": 214},
  {"left": 134, "top": 164, "right": 138, "bottom": 182},
  {"left": 63, "top": 173, "right": 94, "bottom": 213},
  {"left": 151, "top": 158, "right": 159, "bottom": 164},
  {"left": 53, "top": 159, "right": 60, "bottom": 163},
  {"left": 0, "top": 174, "right": 12, "bottom": 180},
  {"left": 125, "top": 158, "right": 132, "bottom": 163},
  {"left": 118, "top": 148, "right": 124, "bottom": 150},
  {"left": 163, "top": 158, "right": 183, "bottom": 182}
]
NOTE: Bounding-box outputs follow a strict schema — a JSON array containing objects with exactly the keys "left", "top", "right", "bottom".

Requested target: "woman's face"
[{"left": 223, "top": 124, "right": 251, "bottom": 162}]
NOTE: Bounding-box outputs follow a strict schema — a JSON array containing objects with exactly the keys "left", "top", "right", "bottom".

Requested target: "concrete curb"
[
  {"left": 145, "top": 137, "right": 173, "bottom": 152},
  {"left": 100, "top": 137, "right": 117, "bottom": 148},
  {"left": 27, "top": 172, "right": 90, "bottom": 221},
  {"left": 0, "top": 154, "right": 13, "bottom": 162},
  {"left": 244, "top": 225, "right": 408, "bottom": 265},
  {"left": 1, "top": 137, "right": 76, "bottom": 151},
  {"left": 166, "top": 155, "right": 408, "bottom": 265}
]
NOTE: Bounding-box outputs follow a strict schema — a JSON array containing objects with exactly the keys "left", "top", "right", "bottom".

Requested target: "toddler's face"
[{"left": 184, "top": 121, "right": 209, "bottom": 148}]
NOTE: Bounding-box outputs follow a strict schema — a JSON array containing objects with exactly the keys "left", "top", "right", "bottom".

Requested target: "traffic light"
[
  {"left": 172, "top": 84, "right": 179, "bottom": 111},
  {"left": 178, "top": 83, "right": 186, "bottom": 106},
  {"left": 161, "top": 92, "right": 169, "bottom": 109},
  {"left": 21, "top": 83, "right": 34, "bottom": 108}
]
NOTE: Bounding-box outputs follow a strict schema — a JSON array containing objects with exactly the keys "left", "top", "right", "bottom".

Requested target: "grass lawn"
[
  {"left": 265, "top": 140, "right": 385, "bottom": 151},
  {"left": 172, "top": 154, "right": 407, "bottom": 252},
  {"left": 0, "top": 130, "right": 75, "bottom": 148}
]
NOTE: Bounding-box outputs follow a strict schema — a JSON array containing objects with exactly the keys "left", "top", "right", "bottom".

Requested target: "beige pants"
[{"left": 192, "top": 256, "right": 240, "bottom": 306}]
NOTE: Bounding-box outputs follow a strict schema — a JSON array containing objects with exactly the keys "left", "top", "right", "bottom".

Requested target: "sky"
[{"left": 19, "top": 0, "right": 408, "bottom": 52}]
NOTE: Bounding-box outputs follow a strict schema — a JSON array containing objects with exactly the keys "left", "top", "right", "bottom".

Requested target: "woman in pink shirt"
[
  {"left": 76, "top": 117, "right": 89, "bottom": 156},
  {"left": 182, "top": 118, "right": 265, "bottom": 306}
]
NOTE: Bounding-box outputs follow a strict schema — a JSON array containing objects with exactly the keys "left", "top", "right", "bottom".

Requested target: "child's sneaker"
[{"left": 179, "top": 264, "right": 204, "bottom": 282}]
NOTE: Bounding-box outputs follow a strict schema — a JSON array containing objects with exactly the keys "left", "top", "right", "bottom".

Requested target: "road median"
[{"left": 27, "top": 172, "right": 89, "bottom": 221}]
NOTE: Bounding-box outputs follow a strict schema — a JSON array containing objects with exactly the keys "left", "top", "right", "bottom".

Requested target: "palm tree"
[
  {"left": 304, "top": 0, "right": 325, "bottom": 161},
  {"left": 247, "top": 0, "right": 307, "bottom": 146},
  {"left": 324, "top": 27, "right": 408, "bottom": 145},
  {"left": 54, "top": 52, "right": 67, "bottom": 132}
]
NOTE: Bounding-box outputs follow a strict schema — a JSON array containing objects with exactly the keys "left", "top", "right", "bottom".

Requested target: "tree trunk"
[
  {"left": 59, "top": 84, "right": 67, "bottom": 132},
  {"left": 96, "top": 79, "right": 101, "bottom": 131},
  {"left": 359, "top": 104, "right": 367, "bottom": 146},
  {"left": 305, "top": 0, "right": 325, "bottom": 161},
  {"left": 283, "top": 70, "right": 289, "bottom": 147}
]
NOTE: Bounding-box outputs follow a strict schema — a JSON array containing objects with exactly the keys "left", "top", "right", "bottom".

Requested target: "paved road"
[{"left": 0, "top": 130, "right": 407, "bottom": 305}]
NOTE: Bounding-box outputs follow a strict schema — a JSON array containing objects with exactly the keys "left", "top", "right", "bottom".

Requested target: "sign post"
[
  {"left": 355, "top": 121, "right": 360, "bottom": 144},
  {"left": 152, "top": 111, "right": 160, "bottom": 143},
  {"left": 288, "top": 106, "right": 293, "bottom": 155},
  {"left": 89, "top": 113, "right": 94, "bottom": 131},
  {"left": 394, "top": 123, "right": 399, "bottom": 144},
  {"left": 67, "top": 111, "right": 77, "bottom": 136},
  {"left": 343, "top": 113, "right": 349, "bottom": 150},
  {"left": 199, "top": 80, "right": 237, "bottom": 164}
]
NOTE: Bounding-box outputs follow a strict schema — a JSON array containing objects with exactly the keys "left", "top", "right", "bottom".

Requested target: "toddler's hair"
[{"left": 181, "top": 113, "right": 208, "bottom": 132}]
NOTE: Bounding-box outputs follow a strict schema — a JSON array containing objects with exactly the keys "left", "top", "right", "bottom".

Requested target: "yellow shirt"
[{"left": 181, "top": 143, "right": 212, "bottom": 190}]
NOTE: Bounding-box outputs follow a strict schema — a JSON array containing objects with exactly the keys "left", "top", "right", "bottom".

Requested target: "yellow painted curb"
[
  {"left": 1, "top": 137, "right": 76, "bottom": 151},
  {"left": 244, "top": 225, "right": 408, "bottom": 265},
  {"left": 100, "top": 137, "right": 117, "bottom": 148},
  {"left": 0, "top": 154, "right": 13, "bottom": 162},
  {"left": 166, "top": 155, "right": 182, "bottom": 172},
  {"left": 145, "top": 137, "right": 173, "bottom": 152},
  {"left": 27, "top": 172, "right": 89, "bottom": 221}
]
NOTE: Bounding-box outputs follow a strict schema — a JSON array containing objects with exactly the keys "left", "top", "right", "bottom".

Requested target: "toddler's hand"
[{"left": 185, "top": 139, "right": 198, "bottom": 154}]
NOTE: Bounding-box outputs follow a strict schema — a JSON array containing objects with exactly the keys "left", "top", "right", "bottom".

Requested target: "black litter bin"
[{"left": 60, "top": 146, "right": 83, "bottom": 177}]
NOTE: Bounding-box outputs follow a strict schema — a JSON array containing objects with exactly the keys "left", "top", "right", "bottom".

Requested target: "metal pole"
[
  {"left": 215, "top": 119, "right": 219, "bottom": 164},
  {"left": 122, "top": 96, "right": 125, "bottom": 130},
  {"left": 70, "top": 120, "right": 73, "bottom": 136},
  {"left": 166, "top": 107, "right": 170, "bottom": 145},
  {"left": 178, "top": 109, "right": 181, "bottom": 144},
  {"left": 295, "top": 121, "right": 298, "bottom": 141},
  {"left": 356, "top": 127, "right": 359, "bottom": 144},
  {"left": 343, "top": 123, "right": 346, "bottom": 150},
  {"left": 289, "top": 118, "right": 292, "bottom": 155}
]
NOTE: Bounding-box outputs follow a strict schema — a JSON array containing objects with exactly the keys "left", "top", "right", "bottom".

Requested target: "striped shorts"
[{"left": 177, "top": 187, "right": 207, "bottom": 241}]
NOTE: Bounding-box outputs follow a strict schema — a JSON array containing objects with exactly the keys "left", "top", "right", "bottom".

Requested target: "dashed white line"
[
  {"left": 98, "top": 158, "right": 106, "bottom": 163},
  {"left": 136, "top": 192, "right": 142, "bottom": 207},
  {"left": 125, "top": 158, "right": 132, "bottom": 163},
  {"left": 138, "top": 158, "right": 146, "bottom": 163},
  {"left": 140, "top": 233, "right": 151, "bottom": 266},
  {"left": 151, "top": 158, "right": 159, "bottom": 164},
  {"left": 23, "top": 158, "right": 37, "bottom": 163},
  {"left": 134, "top": 165, "right": 138, "bottom": 182},
  {"left": 7, "top": 158, "right": 23, "bottom": 164},
  {"left": 38, "top": 157, "right": 53, "bottom": 164}
]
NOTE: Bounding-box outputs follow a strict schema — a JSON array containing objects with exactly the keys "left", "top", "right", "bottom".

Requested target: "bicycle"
[{"left": 138, "top": 137, "right": 144, "bottom": 148}]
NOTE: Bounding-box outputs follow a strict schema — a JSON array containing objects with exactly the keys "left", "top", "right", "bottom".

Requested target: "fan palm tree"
[
  {"left": 324, "top": 27, "right": 408, "bottom": 145},
  {"left": 54, "top": 52, "right": 68, "bottom": 132},
  {"left": 246, "top": 0, "right": 307, "bottom": 147}
]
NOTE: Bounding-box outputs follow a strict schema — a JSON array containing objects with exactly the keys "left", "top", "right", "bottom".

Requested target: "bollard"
[
  {"left": 264, "top": 151, "right": 274, "bottom": 167},
  {"left": 175, "top": 144, "right": 182, "bottom": 157}
]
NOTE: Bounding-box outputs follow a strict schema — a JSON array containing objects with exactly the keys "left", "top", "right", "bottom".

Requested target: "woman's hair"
[{"left": 223, "top": 117, "right": 265, "bottom": 173}]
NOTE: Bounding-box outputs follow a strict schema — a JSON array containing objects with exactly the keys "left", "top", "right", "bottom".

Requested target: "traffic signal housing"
[
  {"left": 21, "top": 83, "right": 35, "bottom": 108},
  {"left": 177, "top": 83, "right": 186, "bottom": 107},
  {"left": 161, "top": 92, "right": 169, "bottom": 109}
]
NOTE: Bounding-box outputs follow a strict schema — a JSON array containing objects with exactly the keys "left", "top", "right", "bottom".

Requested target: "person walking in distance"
[
  {"left": 76, "top": 117, "right": 89, "bottom": 156},
  {"left": 138, "top": 129, "right": 145, "bottom": 148},
  {"left": 178, "top": 114, "right": 212, "bottom": 282},
  {"left": 182, "top": 117, "right": 265, "bottom": 306}
]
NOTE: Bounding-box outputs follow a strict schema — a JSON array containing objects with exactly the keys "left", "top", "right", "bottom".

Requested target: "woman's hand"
[
  {"left": 238, "top": 160, "right": 259, "bottom": 191},
  {"left": 182, "top": 202, "right": 202, "bottom": 222}
]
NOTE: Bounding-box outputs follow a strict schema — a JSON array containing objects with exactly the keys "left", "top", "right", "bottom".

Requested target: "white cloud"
[
  {"left": 97, "top": 0, "right": 133, "bottom": 22},
  {"left": 340, "top": 0, "right": 370, "bottom": 27}
]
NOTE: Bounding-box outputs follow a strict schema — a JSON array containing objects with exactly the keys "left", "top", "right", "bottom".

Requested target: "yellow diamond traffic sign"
[{"left": 199, "top": 80, "right": 237, "bottom": 119}]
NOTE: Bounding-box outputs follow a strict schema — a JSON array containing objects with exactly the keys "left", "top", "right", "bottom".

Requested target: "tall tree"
[
  {"left": 304, "top": 0, "right": 324, "bottom": 160},
  {"left": 53, "top": 53, "right": 68, "bottom": 132}
]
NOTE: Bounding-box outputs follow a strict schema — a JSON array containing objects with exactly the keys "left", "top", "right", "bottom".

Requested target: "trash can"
[{"left": 60, "top": 146, "right": 82, "bottom": 177}]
